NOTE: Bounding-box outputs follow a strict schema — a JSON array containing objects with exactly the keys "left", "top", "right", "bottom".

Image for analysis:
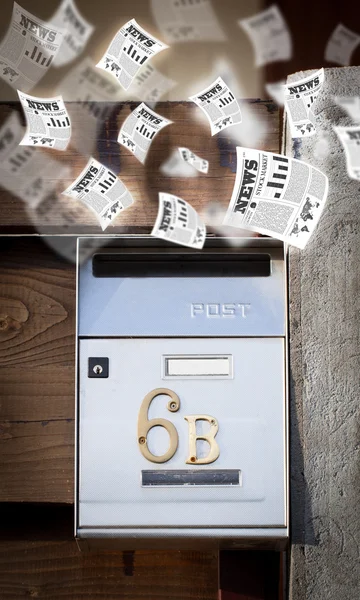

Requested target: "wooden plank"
[
  {"left": 0, "top": 539, "right": 217, "bottom": 600},
  {"left": 218, "top": 550, "right": 281, "bottom": 600},
  {"left": 0, "top": 239, "right": 75, "bottom": 503},
  {"left": 0, "top": 501, "right": 216, "bottom": 597},
  {"left": 0, "top": 101, "right": 279, "bottom": 234}
]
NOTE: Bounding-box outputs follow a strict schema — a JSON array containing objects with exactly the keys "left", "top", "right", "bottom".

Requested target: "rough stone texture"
[{"left": 285, "top": 67, "right": 360, "bottom": 599}]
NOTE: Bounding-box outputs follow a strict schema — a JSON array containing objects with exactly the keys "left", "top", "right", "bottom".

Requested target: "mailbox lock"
[{"left": 88, "top": 357, "right": 109, "bottom": 378}]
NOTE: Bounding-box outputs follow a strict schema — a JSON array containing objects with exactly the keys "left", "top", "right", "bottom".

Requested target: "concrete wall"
[{"left": 285, "top": 67, "right": 360, "bottom": 600}]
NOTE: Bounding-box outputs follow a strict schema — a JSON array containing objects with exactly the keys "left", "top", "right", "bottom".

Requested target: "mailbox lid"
[
  {"left": 77, "top": 237, "right": 286, "bottom": 337},
  {"left": 77, "top": 337, "right": 287, "bottom": 530}
]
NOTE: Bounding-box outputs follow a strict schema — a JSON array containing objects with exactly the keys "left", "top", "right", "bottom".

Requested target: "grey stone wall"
[{"left": 285, "top": 67, "right": 360, "bottom": 600}]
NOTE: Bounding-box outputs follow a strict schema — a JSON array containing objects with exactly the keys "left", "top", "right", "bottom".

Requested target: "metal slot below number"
[{"left": 142, "top": 469, "right": 241, "bottom": 487}]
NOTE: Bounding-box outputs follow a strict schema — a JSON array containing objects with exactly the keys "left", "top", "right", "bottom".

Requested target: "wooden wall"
[{"left": 0, "top": 101, "right": 282, "bottom": 599}]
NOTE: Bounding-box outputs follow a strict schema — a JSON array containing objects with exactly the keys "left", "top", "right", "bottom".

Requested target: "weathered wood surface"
[
  {"left": 0, "top": 101, "right": 279, "bottom": 234},
  {"left": 0, "top": 504, "right": 218, "bottom": 599},
  {"left": 0, "top": 239, "right": 75, "bottom": 503},
  {"left": 0, "top": 542, "right": 217, "bottom": 600}
]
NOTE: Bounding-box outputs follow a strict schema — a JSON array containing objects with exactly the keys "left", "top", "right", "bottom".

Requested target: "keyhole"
[{"left": 93, "top": 365, "right": 103, "bottom": 375}]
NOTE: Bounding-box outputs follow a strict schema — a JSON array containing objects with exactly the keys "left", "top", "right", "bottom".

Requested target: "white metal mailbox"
[{"left": 76, "top": 236, "right": 288, "bottom": 550}]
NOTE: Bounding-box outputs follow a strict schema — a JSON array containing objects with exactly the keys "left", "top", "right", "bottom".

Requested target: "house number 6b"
[{"left": 137, "top": 388, "right": 219, "bottom": 465}]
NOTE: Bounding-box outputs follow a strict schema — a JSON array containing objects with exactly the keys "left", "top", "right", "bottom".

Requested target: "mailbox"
[{"left": 76, "top": 236, "right": 288, "bottom": 550}]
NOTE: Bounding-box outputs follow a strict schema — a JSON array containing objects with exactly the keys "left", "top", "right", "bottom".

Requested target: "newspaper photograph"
[
  {"left": 334, "top": 126, "right": 360, "bottom": 180},
  {"left": 223, "top": 147, "right": 329, "bottom": 249},
  {"left": 96, "top": 18, "right": 168, "bottom": 91},
  {"left": 152, "top": 192, "right": 206, "bottom": 249},
  {"left": 50, "top": 0, "right": 94, "bottom": 67},
  {"left": 189, "top": 77, "right": 242, "bottom": 135},
  {"left": 325, "top": 24, "right": 360, "bottom": 66},
  {"left": 131, "top": 64, "right": 177, "bottom": 104},
  {"left": 0, "top": 3, "right": 65, "bottom": 92},
  {"left": 160, "top": 148, "right": 199, "bottom": 177},
  {"left": 62, "top": 157, "right": 134, "bottom": 230},
  {"left": 118, "top": 102, "right": 172, "bottom": 164},
  {"left": 178, "top": 147, "right": 208, "bottom": 173},
  {"left": 239, "top": 5, "right": 292, "bottom": 67},
  {"left": 284, "top": 68, "right": 325, "bottom": 138},
  {"left": 0, "top": 111, "right": 71, "bottom": 208},
  {"left": 265, "top": 80, "right": 285, "bottom": 106},
  {"left": 334, "top": 96, "right": 360, "bottom": 122},
  {"left": 150, "top": 0, "right": 225, "bottom": 43},
  {"left": 18, "top": 91, "right": 71, "bottom": 150}
]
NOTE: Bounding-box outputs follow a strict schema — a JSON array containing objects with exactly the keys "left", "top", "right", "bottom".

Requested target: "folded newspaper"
[
  {"left": 0, "top": 2, "right": 65, "bottom": 92},
  {"left": 152, "top": 192, "right": 206, "bottom": 249},
  {"left": 0, "top": 111, "right": 70, "bottom": 208},
  {"left": 325, "top": 24, "right": 360, "bottom": 66},
  {"left": 131, "top": 64, "right": 177, "bottom": 103},
  {"left": 150, "top": 0, "right": 226, "bottom": 43},
  {"left": 57, "top": 57, "right": 124, "bottom": 155},
  {"left": 334, "top": 96, "right": 360, "bottom": 122},
  {"left": 58, "top": 56, "right": 123, "bottom": 104},
  {"left": 223, "top": 147, "right": 329, "bottom": 249},
  {"left": 160, "top": 148, "right": 199, "bottom": 178},
  {"left": 62, "top": 157, "right": 134, "bottom": 230},
  {"left": 334, "top": 126, "right": 360, "bottom": 180},
  {"left": 118, "top": 102, "right": 172, "bottom": 164},
  {"left": 18, "top": 91, "right": 71, "bottom": 150},
  {"left": 178, "top": 147, "right": 208, "bottom": 173},
  {"left": 50, "top": 0, "right": 94, "bottom": 67},
  {"left": 284, "top": 68, "right": 325, "bottom": 138},
  {"left": 189, "top": 77, "right": 242, "bottom": 135},
  {"left": 239, "top": 5, "right": 292, "bottom": 67},
  {"left": 96, "top": 18, "right": 168, "bottom": 90}
]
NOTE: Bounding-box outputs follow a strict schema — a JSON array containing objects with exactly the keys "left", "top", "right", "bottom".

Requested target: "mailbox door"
[{"left": 78, "top": 337, "right": 286, "bottom": 530}]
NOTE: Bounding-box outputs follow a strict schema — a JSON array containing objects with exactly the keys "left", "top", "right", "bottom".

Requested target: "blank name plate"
[{"left": 163, "top": 355, "right": 233, "bottom": 379}]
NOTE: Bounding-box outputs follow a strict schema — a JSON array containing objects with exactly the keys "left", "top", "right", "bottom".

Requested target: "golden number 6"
[{"left": 137, "top": 388, "right": 180, "bottom": 463}]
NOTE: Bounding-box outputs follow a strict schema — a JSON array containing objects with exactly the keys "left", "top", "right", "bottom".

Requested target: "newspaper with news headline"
[
  {"left": 118, "top": 102, "right": 172, "bottom": 164},
  {"left": 62, "top": 157, "right": 134, "bottom": 230},
  {"left": 284, "top": 68, "right": 324, "bottom": 138},
  {"left": 18, "top": 91, "right": 71, "bottom": 150},
  {"left": 0, "top": 2, "right": 64, "bottom": 91},
  {"left": 189, "top": 77, "right": 241, "bottom": 135},
  {"left": 223, "top": 147, "right": 329, "bottom": 249},
  {"left": 152, "top": 192, "right": 206, "bottom": 249},
  {"left": 96, "top": 18, "right": 168, "bottom": 90}
]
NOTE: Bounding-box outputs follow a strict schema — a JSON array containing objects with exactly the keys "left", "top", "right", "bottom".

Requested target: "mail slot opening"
[{"left": 92, "top": 252, "right": 271, "bottom": 277}]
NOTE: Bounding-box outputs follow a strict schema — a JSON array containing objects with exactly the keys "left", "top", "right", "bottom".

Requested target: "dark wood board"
[
  {"left": 0, "top": 101, "right": 280, "bottom": 234},
  {"left": 0, "top": 239, "right": 75, "bottom": 503},
  {"left": 0, "top": 539, "right": 218, "bottom": 600}
]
